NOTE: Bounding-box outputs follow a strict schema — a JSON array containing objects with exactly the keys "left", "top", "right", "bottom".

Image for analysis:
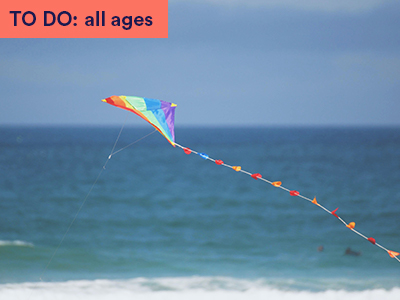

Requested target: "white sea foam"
[
  {"left": 0, "top": 277, "right": 399, "bottom": 300},
  {"left": 0, "top": 240, "right": 34, "bottom": 247}
]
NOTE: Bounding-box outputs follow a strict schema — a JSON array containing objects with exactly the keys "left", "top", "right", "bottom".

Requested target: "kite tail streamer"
[
  {"left": 101, "top": 95, "right": 399, "bottom": 263},
  {"left": 174, "top": 143, "right": 400, "bottom": 263}
]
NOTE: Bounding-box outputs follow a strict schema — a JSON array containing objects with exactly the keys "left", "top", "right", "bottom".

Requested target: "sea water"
[{"left": 0, "top": 126, "right": 399, "bottom": 299}]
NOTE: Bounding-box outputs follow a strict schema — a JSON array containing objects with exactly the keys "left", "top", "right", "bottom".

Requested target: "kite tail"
[{"left": 174, "top": 142, "right": 400, "bottom": 263}]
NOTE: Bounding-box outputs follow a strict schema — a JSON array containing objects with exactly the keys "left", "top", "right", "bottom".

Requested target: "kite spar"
[{"left": 102, "top": 95, "right": 400, "bottom": 263}]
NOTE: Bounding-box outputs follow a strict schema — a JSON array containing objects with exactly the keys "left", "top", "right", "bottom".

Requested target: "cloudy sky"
[{"left": 1, "top": 0, "right": 399, "bottom": 126}]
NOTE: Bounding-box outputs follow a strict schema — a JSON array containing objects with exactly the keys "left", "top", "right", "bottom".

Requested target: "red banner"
[{"left": 0, "top": 0, "right": 168, "bottom": 38}]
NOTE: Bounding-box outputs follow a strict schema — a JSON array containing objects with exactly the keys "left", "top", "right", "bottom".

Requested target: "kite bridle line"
[
  {"left": 109, "top": 129, "right": 157, "bottom": 158},
  {"left": 173, "top": 142, "right": 400, "bottom": 262},
  {"left": 39, "top": 115, "right": 157, "bottom": 281}
]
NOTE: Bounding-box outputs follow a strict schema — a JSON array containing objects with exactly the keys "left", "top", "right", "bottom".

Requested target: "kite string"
[
  {"left": 39, "top": 113, "right": 158, "bottom": 281},
  {"left": 39, "top": 113, "right": 129, "bottom": 281},
  {"left": 39, "top": 164, "right": 106, "bottom": 281}
]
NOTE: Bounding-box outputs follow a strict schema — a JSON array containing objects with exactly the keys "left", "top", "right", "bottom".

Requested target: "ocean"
[{"left": 0, "top": 126, "right": 399, "bottom": 299}]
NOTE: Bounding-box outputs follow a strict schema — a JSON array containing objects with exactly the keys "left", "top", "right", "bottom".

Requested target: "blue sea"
[{"left": 1, "top": 126, "right": 399, "bottom": 299}]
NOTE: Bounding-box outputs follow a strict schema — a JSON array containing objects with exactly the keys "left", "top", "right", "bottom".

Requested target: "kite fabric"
[
  {"left": 102, "top": 95, "right": 399, "bottom": 263},
  {"left": 102, "top": 95, "right": 176, "bottom": 146}
]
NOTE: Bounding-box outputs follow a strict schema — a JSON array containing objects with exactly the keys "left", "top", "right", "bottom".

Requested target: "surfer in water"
[{"left": 345, "top": 247, "right": 361, "bottom": 256}]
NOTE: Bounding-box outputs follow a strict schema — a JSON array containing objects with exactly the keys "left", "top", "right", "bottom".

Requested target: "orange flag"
[
  {"left": 232, "top": 166, "right": 241, "bottom": 171},
  {"left": 388, "top": 250, "right": 400, "bottom": 258},
  {"left": 346, "top": 222, "right": 355, "bottom": 229},
  {"left": 271, "top": 181, "right": 282, "bottom": 187},
  {"left": 312, "top": 197, "right": 318, "bottom": 205}
]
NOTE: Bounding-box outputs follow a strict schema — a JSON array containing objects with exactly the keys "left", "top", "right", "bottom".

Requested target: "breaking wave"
[
  {"left": 0, "top": 240, "right": 34, "bottom": 247},
  {"left": 0, "top": 277, "right": 399, "bottom": 300}
]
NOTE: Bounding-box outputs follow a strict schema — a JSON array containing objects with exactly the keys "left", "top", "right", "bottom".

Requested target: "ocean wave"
[
  {"left": 0, "top": 277, "right": 399, "bottom": 300},
  {"left": 0, "top": 240, "right": 34, "bottom": 247}
]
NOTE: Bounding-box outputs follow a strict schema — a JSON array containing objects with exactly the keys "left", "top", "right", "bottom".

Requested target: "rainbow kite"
[
  {"left": 102, "top": 95, "right": 400, "bottom": 263},
  {"left": 102, "top": 95, "right": 176, "bottom": 146}
]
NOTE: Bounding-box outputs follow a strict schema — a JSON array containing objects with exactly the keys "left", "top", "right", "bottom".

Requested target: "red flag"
[{"left": 251, "top": 173, "right": 262, "bottom": 180}]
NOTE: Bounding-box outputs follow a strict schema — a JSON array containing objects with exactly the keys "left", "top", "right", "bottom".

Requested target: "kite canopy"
[{"left": 102, "top": 95, "right": 176, "bottom": 146}]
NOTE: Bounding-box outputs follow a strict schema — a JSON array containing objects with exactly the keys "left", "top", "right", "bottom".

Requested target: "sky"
[{"left": 1, "top": 0, "right": 400, "bottom": 127}]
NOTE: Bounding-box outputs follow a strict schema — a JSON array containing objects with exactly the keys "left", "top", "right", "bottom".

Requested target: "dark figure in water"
[{"left": 345, "top": 247, "right": 361, "bottom": 256}]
